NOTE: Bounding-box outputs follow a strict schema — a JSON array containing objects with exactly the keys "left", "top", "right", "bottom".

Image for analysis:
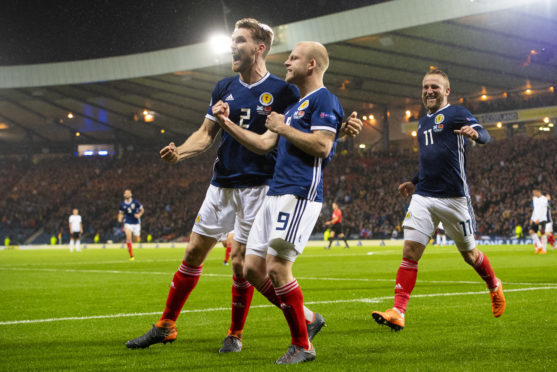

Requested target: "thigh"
[
  {"left": 245, "top": 196, "right": 273, "bottom": 260},
  {"left": 268, "top": 195, "right": 322, "bottom": 257},
  {"left": 402, "top": 194, "right": 436, "bottom": 238},
  {"left": 192, "top": 185, "right": 236, "bottom": 242},
  {"left": 434, "top": 197, "right": 476, "bottom": 251},
  {"left": 233, "top": 185, "right": 269, "bottom": 244}
]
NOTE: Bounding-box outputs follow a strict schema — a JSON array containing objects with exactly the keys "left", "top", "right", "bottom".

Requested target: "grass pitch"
[{"left": 1, "top": 244, "right": 556, "bottom": 371}]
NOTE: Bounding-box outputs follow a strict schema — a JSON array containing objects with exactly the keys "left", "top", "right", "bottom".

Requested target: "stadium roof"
[{"left": 0, "top": 0, "right": 555, "bottom": 146}]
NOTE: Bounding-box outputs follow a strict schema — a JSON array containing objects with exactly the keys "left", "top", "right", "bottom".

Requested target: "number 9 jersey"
[{"left": 206, "top": 72, "right": 300, "bottom": 188}]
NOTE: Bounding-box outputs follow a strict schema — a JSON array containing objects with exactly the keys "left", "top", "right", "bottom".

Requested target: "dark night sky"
[{"left": 1, "top": 0, "right": 387, "bottom": 66}]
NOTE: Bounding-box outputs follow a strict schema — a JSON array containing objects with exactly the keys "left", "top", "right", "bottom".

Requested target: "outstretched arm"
[
  {"left": 454, "top": 125, "right": 490, "bottom": 144},
  {"left": 160, "top": 117, "right": 221, "bottom": 163}
]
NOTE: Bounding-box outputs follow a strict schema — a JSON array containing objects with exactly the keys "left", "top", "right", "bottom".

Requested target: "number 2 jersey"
[
  {"left": 414, "top": 104, "right": 490, "bottom": 198},
  {"left": 268, "top": 87, "right": 344, "bottom": 202},
  {"left": 206, "top": 72, "right": 300, "bottom": 188}
]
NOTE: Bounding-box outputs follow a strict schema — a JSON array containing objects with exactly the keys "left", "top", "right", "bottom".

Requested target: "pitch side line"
[
  {"left": 1, "top": 286, "right": 557, "bottom": 326},
  {"left": 2, "top": 267, "right": 556, "bottom": 287}
]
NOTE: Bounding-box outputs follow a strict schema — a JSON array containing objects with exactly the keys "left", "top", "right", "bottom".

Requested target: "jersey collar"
[
  {"left": 238, "top": 72, "right": 271, "bottom": 89},
  {"left": 299, "top": 86, "right": 325, "bottom": 101},
  {"left": 426, "top": 103, "right": 451, "bottom": 117}
]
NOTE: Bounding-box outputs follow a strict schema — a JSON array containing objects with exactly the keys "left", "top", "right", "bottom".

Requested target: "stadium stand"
[{"left": 1, "top": 136, "right": 556, "bottom": 244}]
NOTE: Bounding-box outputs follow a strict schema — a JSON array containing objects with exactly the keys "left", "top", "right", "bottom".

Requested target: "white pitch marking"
[
  {"left": 2, "top": 267, "right": 556, "bottom": 287},
  {"left": 1, "top": 286, "right": 556, "bottom": 326}
]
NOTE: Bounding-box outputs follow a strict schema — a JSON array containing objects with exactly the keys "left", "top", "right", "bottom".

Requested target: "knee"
[
  {"left": 460, "top": 249, "right": 478, "bottom": 265},
  {"left": 231, "top": 255, "right": 244, "bottom": 277},
  {"left": 184, "top": 245, "right": 207, "bottom": 266}
]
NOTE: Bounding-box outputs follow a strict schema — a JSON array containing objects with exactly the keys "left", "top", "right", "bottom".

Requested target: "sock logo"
[
  {"left": 395, "top": 283, "right": 403, "bottom": 290},
  {"left": 170, "top": 281, "right": 175, "bottom": 288}
]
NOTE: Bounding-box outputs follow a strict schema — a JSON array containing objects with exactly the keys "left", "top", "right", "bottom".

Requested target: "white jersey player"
[
  {"left": 529, "top": 189, "right": 548, "bottom": 254},
  {"left": 68, "top": 209, "right": 83, "bottom": 252}
]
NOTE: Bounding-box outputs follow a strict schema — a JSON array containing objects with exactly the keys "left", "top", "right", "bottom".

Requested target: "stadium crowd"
[{"left": 1, "top": 135, "right": 556, "bottom": 244}]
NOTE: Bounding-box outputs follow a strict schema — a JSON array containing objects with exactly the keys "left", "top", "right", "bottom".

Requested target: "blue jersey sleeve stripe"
[{"left": 311, "top": 126, "right": 337, "bottom": 133}]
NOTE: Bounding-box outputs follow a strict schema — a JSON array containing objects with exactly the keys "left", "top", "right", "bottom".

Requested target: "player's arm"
[
  {"left": 160, "top": 118, "right": 221, "bottom": 163},
  {"left": 265, "top": 112, "right": 334, "bottom": 158},
  {"left": 117, "top": 211, "right": 124, "bottom": 223},
  {"left": 213, "top": 101, "right": 278, "bottom": 154},
  {"left": 454, "top": 124, "right": 490, "bottom": 144},
  {"left": 68, "top": 220, "right": 72, "bottom": 233},
  {"left": 135, "top": 206, "right": 144, "bottom": 219},
  {"left": 80, "top": 222, "right": 83, "bottom": 234}
]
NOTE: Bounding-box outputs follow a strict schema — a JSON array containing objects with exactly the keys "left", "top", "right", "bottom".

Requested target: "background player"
[
  {"left": 68, "top": 208, "right": 83, "bottom": 253},
  {"left": 529, "top": 189, "right": 548, "bottom": 254},
  {"left": 545, "top": 194, "right": 556, "bottom": 250},
  {"left": 222, "top": 232, "right": 233, "bottom": 266},
  {"left": 213, "top": 41, "right": 345, "bottom": 364},
  {"left": 435, "top": 221, "right": 447, "bottom": 246},
  {"left": 125, "top": 19, "right": 361, "bottom": 353},
  {"left": 324, "top": 202, "right": 349, "bottom": 249},
  {"left": 372, "top": 69, "right": 505, "bottom": 331},
  {"left": 118, "top": 189, "right": 144, "bottom": 261}
]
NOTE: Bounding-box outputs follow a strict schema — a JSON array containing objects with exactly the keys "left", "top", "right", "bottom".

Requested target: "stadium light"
[
  {"left": 543, "top": 117, "right": 550, "bottom": 123},
  {"left": 362, "top": 116, "right": 367, "bottom": 120},
  {"left": 210, "top": 34, "right": 231, "bottom": 55},
  {"left": 83, "top": 150, "right": 94, "bottom": 156},
  {"left": 411, "top": 131, "right": 417, "bottom": 137},
  {"left": 405, "top": 110, "right": 411, "bottom": 117},
  {"left": 369, "top": 115, "right": 375, "bottom": 120},
  {"left": 496, "top": 122, "right": 503, "bottom": 128},
  {"left": 97, "top": 150, "right": 108, "bottom": 156},
  {"left": 75, "top": 132, "right": 80, "bottom": 137},
  {"left": 525, "top": 89, "right": 532, "bottom": 95},
  {"left": 480, "top": 94, "right": 488, "bottom": 101},
  {"left": 160, "top": 129, "right": 165, "bottom": 134},
  {"left": 548, "top": 123, "right": 554, "bottom": 128},
  {"left": 359, "top": 144, "right": 366, "bottom": 149},
  {"left": 67, "top": 112, "right": 74, "bottom": 119}
]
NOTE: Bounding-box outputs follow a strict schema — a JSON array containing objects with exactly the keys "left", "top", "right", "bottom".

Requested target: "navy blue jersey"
[
  {"left": 119, "top": 199, "right": 143, "bottom": 224},
  {"left": 206, "top": 72, "right": 300, "bottom": 188},
  {"left": 414, "top": 104, "right": 489, "bottom": 198},
  {"left": 268, "top": 87, "right": 344, "bottom": 202}
]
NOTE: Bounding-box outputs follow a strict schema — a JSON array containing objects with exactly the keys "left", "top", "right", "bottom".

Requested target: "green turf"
[{"left": 1, "top": 244, "right": 556, "bottom": 371}]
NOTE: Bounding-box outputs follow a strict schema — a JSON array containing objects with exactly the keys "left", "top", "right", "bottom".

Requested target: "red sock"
[
  {"left": 275, "top": 279, "right": 309, "bottom": 350},
  {"left": 255, "top": 276, "right": 281, "bottom": 308},
  {"left": 548, "top": 234, "right": 555, "bottom": 246},
  {"left": 228, "top": 276, "right": 254, "bottom": 337},
  {"left": 127, "top": 242, "right": 133, "bottom": 257},
  {"left": 224, "top": 243, "right": 232, "bottom": 263},
  {"left": 393, "top": 259, "right": 418, "bottom": 314},
  {"left": 473, "top": 251, "right": 498, "bottom": 290},
  {"left": 161, "top": 261, "right": 202, "bottom": 321}
]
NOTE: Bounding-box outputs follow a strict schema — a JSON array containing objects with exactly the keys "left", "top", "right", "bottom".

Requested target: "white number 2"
[{"left": 239, "top": 108, "right": 251, "bottom": 128}]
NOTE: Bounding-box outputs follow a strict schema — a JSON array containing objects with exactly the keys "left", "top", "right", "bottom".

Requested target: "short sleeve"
[
  {"left": 206, "top": 82, "right": 223, "bottom": 121},
  {"left": 310, "top": 92, "right": 343, "bottom": 133}
]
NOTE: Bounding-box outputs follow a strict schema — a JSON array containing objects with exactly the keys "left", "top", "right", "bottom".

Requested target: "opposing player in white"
[
  {"left": 435, "top": 221, "right": 447, "bottom": 246},
  {"left": 529, "top": 189, "right": 548, "bottom": 254},
  {"left": 372, "top": 69, "right": 506, "bottom": 331},
  {"left": 68, "top": 208, "right": 83, "bottom": 252},
  {"left": 214, "top": 41, "right": 349, "bottom": 364}
]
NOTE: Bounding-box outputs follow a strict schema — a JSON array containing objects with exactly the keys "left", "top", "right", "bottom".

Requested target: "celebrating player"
[
  {"left": 324, "top": 202, "right": 349, "bottom": 249},
  {"left": 372, "top": 69, "right": 506, "bottom": 331},
  {"left": 68, "top": 208, "right": 83, "bottom": 252},
  {"left": 126, "top": 18, "right": 362, "bottom": 352},
  {"left": 213, "top": 41, "right": 346, "bottom": 364},
  {"left": 118, "top": 189, "right": 144, "bottom": 261}
]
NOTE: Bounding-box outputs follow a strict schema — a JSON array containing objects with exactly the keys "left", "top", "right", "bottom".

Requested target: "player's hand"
[
  {"left": 134, "top": 214, "right": 140, "bottom": 219},
  {"left": 454, "top": 126, "right": 478, "bottom": 140},
  {"left": 342, "top": 111, "right": 362, "bottom": 138},
  {"left": 160, "top": 142, "right": 179, "bottom": 163},
  {"left": 212, "top": 100, "right": 230, "bottom": 123},
  {"left": 398, "top": 181, "right": 415, "bottom": 197},
  {"left": 265, "top": 112, "right": 286, "bottom": 133}
]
